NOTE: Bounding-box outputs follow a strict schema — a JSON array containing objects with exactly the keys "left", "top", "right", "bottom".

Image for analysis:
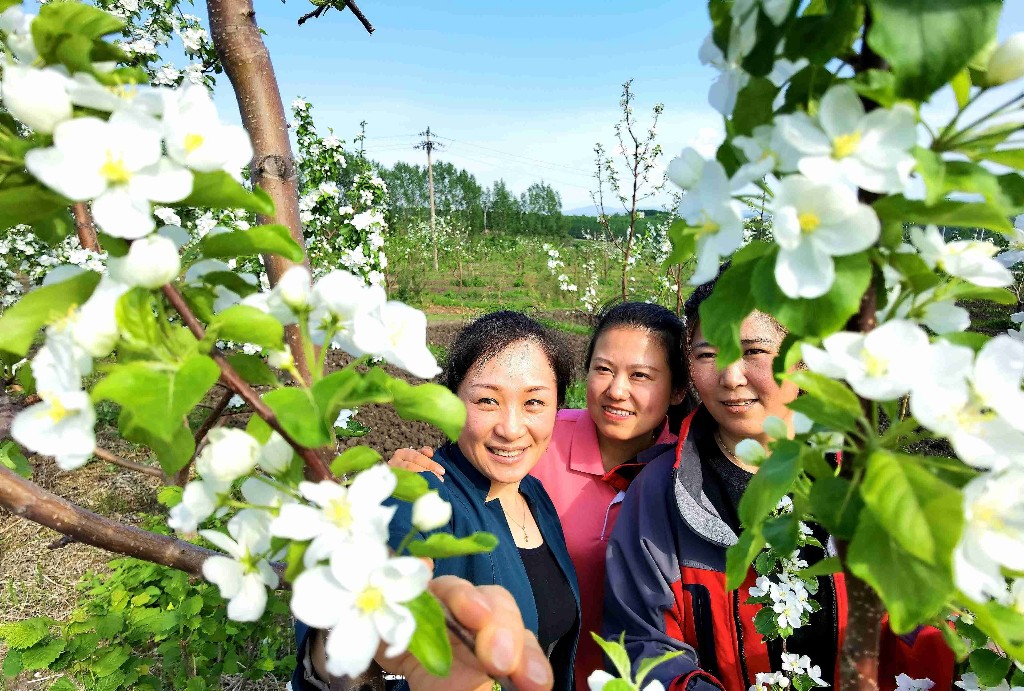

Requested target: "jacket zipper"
[{"left": 733, "top": 588, "right": 752, "bottom": 690}]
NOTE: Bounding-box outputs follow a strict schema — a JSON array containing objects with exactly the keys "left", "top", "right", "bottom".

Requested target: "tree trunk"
[
  {"left": 72, "top": 202, "right": 100, "bottom": 252},
  {"left": 206, "top": 0, "right": 311, "bottom": 382}
]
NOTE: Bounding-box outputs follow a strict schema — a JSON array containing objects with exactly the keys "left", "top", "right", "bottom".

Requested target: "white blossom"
[
  {"left": 25, "top": 109, "right": 192, "bottom": 239},
  {"left": 169, "top": 477, "right": 229, "bottom": 532},
  {"left": 771, "top": 175, "right": 880, "bottom": 298},
  {"left": 0, "top": 6, "right": 38, "bottom": 62},
  {"left": 289, "top": 539, "right": 430, "bottom": 678},
  {"left": 376, "top": 301, "right": 442, "bottom": 379},
  {"left": 163, "top": 86, "right": 254, "bottom": 178},
  {"left": 412, "top": 492, "right": 452, "bottom": 531},
  {"left": 954, "top": 468, "right": 1024, "bottom": 603},
  {"left": 775, "top": 85, "right": 916, "bottom": 194},
  {"left": 1, "top": 64, "right": 72, "bottom": 134},
  {"left": 11, "top": 389, "right": 96, "bottom": 470},
  {"left": 195, "top": 428, "right": 261, "bottom": 484},
  {"left": 698, "top": 32, "right": 750, "bottom": 116},
  {"left": 677, "top": 159, "right": 746, "bottom": 285},
  {"left": 986, "top": 33, "right": 1024, "bottom": 86},
  {"left": 895, "top": 675, "right": 934, "bottom": 691},
  {"left": 108, "top": 234, "right": 181, "bottom": 289},
  {"left": 911, "top": 225, "right": 1012, "bottom": 288},
  {"left": 201, "top": 510, "right": 279, "bottom": 621}
]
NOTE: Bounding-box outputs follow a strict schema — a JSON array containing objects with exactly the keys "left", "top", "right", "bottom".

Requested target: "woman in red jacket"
[{"left": 601, "top": 273, "right": 954, "bottom": 691}]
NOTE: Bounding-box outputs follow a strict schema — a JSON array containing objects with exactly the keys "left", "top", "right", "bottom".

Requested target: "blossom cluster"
[
  {"left": 0, "top": 231, "right": 107, "bottom": 311},
  {"left": 169, "top": 429, "right": 452, "bottom": 677},
  {"left": 291, "top": 99, "right": 389, "bottom": 287}
]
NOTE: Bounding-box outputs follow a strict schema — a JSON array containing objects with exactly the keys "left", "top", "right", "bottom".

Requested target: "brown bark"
[
  {"left": 71, "top": 202, "right": 100, "bottom": 252},
  {"left": 206, "top": 0, "right": 311, "bottom": 383},
  {"left": 93, "top": 446, "right": 166, "bottom": 480},
  {"left": 0, "top": 465, "right": 214, "bottom": 577}
]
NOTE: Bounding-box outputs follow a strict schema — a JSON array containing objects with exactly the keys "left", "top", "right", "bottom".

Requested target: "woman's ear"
[{"left": 670, "top": 387, "right": 687, "bottom": 406}]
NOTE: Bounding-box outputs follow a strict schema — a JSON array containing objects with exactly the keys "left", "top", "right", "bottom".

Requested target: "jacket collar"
[
  {"left": 672, "top": 406, "right": 739, "bottom": 548},
  {"left": 568, "top": 411, "right": 676, "bottom": 477},
  {"left": 438, "top": 442, "right": 494, "bottom": 499}
]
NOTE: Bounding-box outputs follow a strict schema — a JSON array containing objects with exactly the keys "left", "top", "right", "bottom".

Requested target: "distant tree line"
[{"left": 373, "top": 159, "right": 671, "bottom": 239}]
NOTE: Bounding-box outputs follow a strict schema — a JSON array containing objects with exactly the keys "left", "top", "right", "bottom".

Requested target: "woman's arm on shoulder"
[{"left": 602, "top": 457, "right": 724, "bottom": 691}]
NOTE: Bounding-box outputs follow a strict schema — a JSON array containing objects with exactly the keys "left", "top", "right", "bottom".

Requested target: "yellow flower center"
[
  {"left": 326, "top": 496, "right": 353, "bottom": 529},
  {"left": 47, "top": 396, "right": 70, "bottom": 423},
  {"left": 832, "top": 131, "right": 861, "bottom": 159},
  {"left": 861, "top": 349, "right": 888, "bottom": 378},
  {"left": 972, "top": 501, "right": 1005, "bottom": 532},
  {"left": 355, "top": 586, "right": 385, "bottom": 614},
  {"left": 696, "top": 219, "right": 721, "bottom": 239},
  {"left": 798, "top": 212, "right": 821, "bottom": 234},
  {"left": 184, "top": 133, "right": 205, "bottom": 153},
  {"left": 100, "top": 153, "right": 132, "bottom": 185}
]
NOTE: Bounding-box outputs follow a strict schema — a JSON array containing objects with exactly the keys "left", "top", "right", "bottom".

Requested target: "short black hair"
[
  {"left": 585, "top": 301, "right": 687, "bottom": 393},
  {"left": 683, "top": 262, "right": 729, "bottom": 340},
  {"left": 443, "top": 311, "right": 574, "bottom": 405}
]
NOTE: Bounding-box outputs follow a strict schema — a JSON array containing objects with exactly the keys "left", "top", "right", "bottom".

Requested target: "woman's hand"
[
  {"left": 388, "top": 446, "right": 446, "bottom": 481},
  {"left": 382, "top": 576, "right": 554, "bottom": 691}
]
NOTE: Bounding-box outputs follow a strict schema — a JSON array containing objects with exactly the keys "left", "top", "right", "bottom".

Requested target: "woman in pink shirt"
[{"left": 391, "top": 303, "right": 688, "bottom": 691}]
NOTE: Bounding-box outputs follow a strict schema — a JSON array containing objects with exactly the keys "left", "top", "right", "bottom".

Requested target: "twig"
[
  {"left": 94, "top": 446, "right": 166, "bottom": 480},
  {"left": 297, "top": 0, "right": 374, "bottom": 33},
  {"left": 47, "top": 535, "right": 76, "bottom": 549},
  {"left": 71, "top": 202, "right": 101, "bottom": 253},
  {"left": 175, "top": 386, "right": 236, "bottom": 486},
  {"left": 161, "top": 283, "right": 334, "bottom": 482}
]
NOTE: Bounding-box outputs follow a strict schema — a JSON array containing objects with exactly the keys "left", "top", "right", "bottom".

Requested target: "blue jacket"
[{"left": 292, "top": 443, "right": 582, "bottom": 691}]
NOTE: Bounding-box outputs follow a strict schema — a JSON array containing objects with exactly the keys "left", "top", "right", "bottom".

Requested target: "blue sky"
[{"left": 207, "top": 0, "right": 1024, "bottom": 212}]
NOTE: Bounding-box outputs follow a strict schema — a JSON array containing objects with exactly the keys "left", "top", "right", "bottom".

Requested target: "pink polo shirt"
[{"left": 530, "top": 408, "right": 677, "bottom": 691}]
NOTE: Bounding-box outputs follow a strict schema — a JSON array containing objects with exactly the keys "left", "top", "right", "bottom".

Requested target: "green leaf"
[
  {"left": 762, "top": 512, "right": 799, "bottom": 554},
  {"left": 697, "top": 244, "right": 768, "bottom": 364},
  {"left": 850, "top": 69, "right": 897, "bottom": 108},
  {"left": 208, "top": 305, "right": 284, "bottom": 351},
  {"left": 200, "top": 271, "right": 260, "bottom": 297},
  {"left": 32, "top": 210, "right": 74, "bottom": 245},
  {"left": 726, "top": 525, "right": 765, "bottom": 591},
  {"left": 120, "top": 416, "right": 194, "bottom": 477},
  {"left": 861, "top": 450, "right": 963, "bottom": 566},
  {"left": 865, "top": 0, "right": 1001, "bottom": 101},
  {"left": 784, "top": 1, "right": 863, "bottom": 66},
  {"left": 809, "top": 476, "right": 863, "bottom": 540},
  {"left": 969, "top": 649, "right": 1012, "bottom": 688},
  {"left": 590, "top": 633, "right": 632, "bottom": 681},
  {"left": 284, "top": 541, "right": 309, "bottom": 584},
  {"left": 0, "top": 440, "right": 31, "bottom": 478},
  {"left": 181, "top": 172, "right": 275, "bottom": 217},
  {"left": 874, "top": 195, "right": 1014, "bottom": 236},
  {"left": 407, "top": 532, "right": 498, "bottom": 559},
  {"left": 978, "top": 149, "right": 1024, "bottom": 169},
  {"left": 226, "top": 353, "right": 280, "bottom": 386},
  {"left": 92, "top": 356, "right": 220, "bottom": 443},
  {"left": 784, "top": 65, "right": 837, "bottom": 113},
  {"left": 799, "top": 556, "right": 841, "bottom": 578},
  {"left": 738, "top": 441, "right": 801, "bottom": 529},
  {"left": 405, "top": 592, "right": 452, "bottom": 677},
  {"left": 35, "top": 1, "right": 123, "bottom": 41},
  {"left": 313, "top": 368, "right": 391, "bottom": 429},
  {"left": 261, "top": 387, "right": 331, "bottom": 448},
  {"left": 21, "top": 638, "right": 66, "bottom": 670},
  {"left": 198, "top": 224, "right": 302, "bottom": 263},
  {"left": 752, "top": 248, "right": 872, "bottom": 338},
  {"left": 0, "top": 270, "right": 100, "bottom": 358},
  {"left": 787, "top": 397, "right": 858, "bottom": 434},
  {"left": 94, "top": 612, "right": 124, "bottom": 638},
  {"left": 971, "top": 600, "right": 1024, "bottom": 662},
  {"left": 732, "top": 77, "right": 778, "bottom": 136},
  {"left": 330, "top": 446, "right": 382, "bottom": 476},
  {"left": 635, "top": 650, "right": 685, "bottom": 688},
  {"left": 846, "top": 510, "right": 952, "bottom": 633},
  {"left": 93, "top": 645, "right": 131, "bottom": 677},
  {"left": 944, "top": 282, "right": 1016, "bottom": 305},
  {"left": 789, "top": 369, "right": 863, "bottom": 420},
  {"left": 889, "top": 252, "right": 941, "bottom": 293},
  {"left": 1, "top": 649, "right": 22, "bottom": 678},
  {"left": 664, "top": 219, "right": 696, "bottom": 267},
  {"left": 0, "top": 618, "right": 52, "bottom": 649},
  {"left": 115, "top": 288, "right": 161, "bottom": 349},
  {"left": 128, "top": 608, "right": 178, "bottom": 634},
  {"left": 951, "top": 68, "right": 971, "bottom": 109},
  {"left": 390, "top": 380, "right": 466, "bottom": 441},
  {"left": 391, "top": 467, "right": 430, "bottom": 502}
]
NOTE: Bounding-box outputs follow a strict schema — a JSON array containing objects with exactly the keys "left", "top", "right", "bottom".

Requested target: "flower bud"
[
  {"left": 111, "top": 235, "right": 181, "bottom": 289},
  {"left": 761, "top": 415, "right": 790, "bottom": 440},
  {"left": 666, "top": 147, "right": 705, "bottom": 190},
  {"left": 986, "top": 33, "right": 1024, "bottom": 86},
  {"left": 258, "top": 431, "right": 292, "bottom": 475},
  {"left": 1, "top": 64, "right": 72, "bottom": 134},
  {"left": 412, "top": 491, "right": 452, "bottom": 531},
  {"left": 277, "top": 265, "right": 311, "bottom": 309},
  {"left": 735, "top": 438, "right": 767, "bottom": 465},
  {"left": 267, "top": 349, "right": 294, "bottom": 370},
  {"left": 196, "top": 428, "right": 260, "bottom": 483}
]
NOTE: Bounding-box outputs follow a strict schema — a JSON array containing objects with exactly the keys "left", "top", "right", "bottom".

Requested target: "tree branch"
[
  {"left": 71, "top": 202, "right": 101, "bottom": 253},
  {"left": 297, "top": 0, "right": 374, "bottom": 34},
  {"left": 93, "top": 446, "right": 166, "bottom": 480},
  {"left": 0, "top": 465, "right": 214, "bottom": 577},
  {"left": 161, "top": 284, "right": 334, "bottom": 482},
  {"left": 174, "top": 386, "right": 236, "bottom": 486}
]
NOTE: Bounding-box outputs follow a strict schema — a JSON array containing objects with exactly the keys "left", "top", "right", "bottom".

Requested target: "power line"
[
  {"left": 435, "top": 136, "right": 594, "bottom": 176},
  {"left": 441, "top": 148, "right": 595, "bottom": 192}
]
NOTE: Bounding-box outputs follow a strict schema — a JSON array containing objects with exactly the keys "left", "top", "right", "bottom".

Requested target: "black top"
[
  {"left": 692, "top": 410, "right": 839, "bottom": 680},
  {"left": 519, "top": 541, "right": 578, "bottom": 657}
]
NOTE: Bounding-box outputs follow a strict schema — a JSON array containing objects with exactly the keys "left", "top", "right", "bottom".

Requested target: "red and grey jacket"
[{"left": 601, "top": 409, "right": 953, "bottom": 691}]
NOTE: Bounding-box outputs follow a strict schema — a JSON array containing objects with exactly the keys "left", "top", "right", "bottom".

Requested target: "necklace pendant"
[{"left": 524, "top": 532, "right": 529, "bottom": 544}]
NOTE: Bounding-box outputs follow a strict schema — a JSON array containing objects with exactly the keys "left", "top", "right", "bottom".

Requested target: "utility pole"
[
  {"left": 357, "top": 119, "right": 367, "bottom": 157},
  {"left": 415, "top": 127, "right": 444, "bottom": 271}
]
